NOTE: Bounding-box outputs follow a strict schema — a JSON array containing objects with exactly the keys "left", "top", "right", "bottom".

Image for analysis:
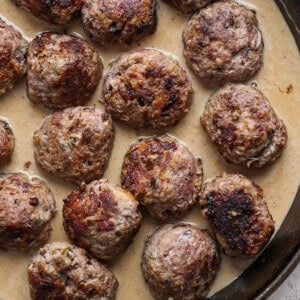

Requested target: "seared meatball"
[
  {"left": 0, "top": 172, "right": 56, "bottom": 251},
  {"left": 200, "top": 173, "right": 275, "bottom": 259},
  {"left": 63, "top": 179, "right": 142, "bottom": 260},
  {"left": 0, "top": 18, "right": 27, "bottom": 96},
  {"left": 121, "top": 135, "right": 203, "bottom": 221},
  {"left": 33, "top": 107, "right": 114, "bottom": 184},
  {"left": 14, "top": 0, "right": 81, "bottom": 25},
  {"left": 28, "top": 242, "right": 119, "bottom": 300},
  {"left": 142, "top": 223, "right": 220, "bottom": 300},
  {"left": 81, "top": 0, "right": 157, "bottom": 45},
  {"left": 164, "top": 0, "right": 213, "bottom": 14},
  {"left": 103, "top": 49, "right": 193, "bottom": 129},
  {"left": 0, "top": 119, "right": 14, "bottom": 165},
  {"left": 27, "top": 32, "right": 102, "bottom": 109},
  {"left": 182, "top": 0, "right": 263, "bottom": 85},
  {"left": 201, "top": 84, "right": 287, "bottom": 168}
]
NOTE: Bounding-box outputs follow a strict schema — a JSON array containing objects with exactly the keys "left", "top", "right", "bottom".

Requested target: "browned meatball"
[
  {"left": 13, "top": 0, "right": 82, "bottom": 25},
  {"left": 27, "top": 32, "right": 102, "bottom": 109},
  {"left": 33, "top": 107, "right": 114, "bottom": 184},
  {"left": 0, "top": 172, "right": 56, "bottom": 251},
  {"left": 28, "top": 242, "right": 119, "bottom": 300},
  {"left": 182, "top": 0, "right": 263, "bottom": 85},
  {"left": 164, "top": 0, "right": 213, "bottom": 14},
  {"left": 81, "top": 0, "right": 157, "bottom": 45},
  {"left": 0, "top": 18, "right": 27, "bottom": 96},
  {"left": 200, "top": 84, "right": 287, "bottom": 168},
  {"left": 103, "top": 49, "right": 193, "bottom": 129},
  {"left": 121, "top": 135, "right": 203, "bottom": 221},
  {"left": 142, "top": 223, "right": 220, "bottom": 300},
  {"left": 0, "top": 119, "right": 14, "bottom": 165},
  {"left": 200, "top": 173, "right": 275, "bottom": 259},
  {"left": 63, "top": 179, "right": 142, "bottom": 260}
]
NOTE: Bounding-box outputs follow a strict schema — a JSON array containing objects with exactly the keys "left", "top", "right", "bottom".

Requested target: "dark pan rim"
[{"left": 211, "top": 1, "right": 300, "bottom": 298}]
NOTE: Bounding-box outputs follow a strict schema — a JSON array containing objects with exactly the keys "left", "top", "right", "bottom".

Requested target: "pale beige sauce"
[{"left": 0, "top": 0, "right": 299, "bottom": 299}]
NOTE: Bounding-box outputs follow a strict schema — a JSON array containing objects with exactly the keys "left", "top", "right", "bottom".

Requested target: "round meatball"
[
  {"left": 33, "top": 107, "right": 114, "bottom": 184},
  {"left": 142, "top": 223, "right": 220, "bottom": 300},
  {"left": 182, "top": 0, "right": 263, "bottom": 85},
  {"left": 27, "top": 32, "right": 102, "bottom": 109},
  {"left": 81, "top": 0, "right": 157, "bottom": 45},
  {"left": 28, "top": 242, "right": 119, "bottom": 300},
  {"left": 0, "top": 119, "right": 14, "bottom": 164},
  {"left": 0, "top": 18, "right": 27, "bottom": 96},
  {"left": 200, "top": 173, "right": 275, "bottom": 259},
  {"left": 164, "top": 0, "right": 213, "bottom": 14},
  {"left": 121, "top": 135, "right": 203, "bottom": 221},
  {"left": 0, "top": 172, "right": 56, "bottom": 251},
  {"left": 200, "top": 84, "right": 287, "bottom": 168},
  {"left": 63, "top": 179, "right": 142, "bottom": 260},
  {"left": 103, "top": 49, "right": 193, "bottom": 129},
  {"left": 14, "top": 0, "right": 81, "bottom": 25}
]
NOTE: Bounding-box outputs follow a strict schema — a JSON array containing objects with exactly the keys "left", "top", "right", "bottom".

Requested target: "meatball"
[
  {"left": 27, "top": 32, "right": 102, "bottom": 109},
  {"left": 63, "top": 179, "right": 142, "bottom": 260},
  {"left": 121, "top": 135, "right": 203, "bottom": 221},
  {"left": 103, "top": 49, "right": 193, "bottom": 129},
  {"left": 200, "top": 173, "right": 275, "bottom": 259},
  {"left": 33, "top": 107, "right": 114, "bottom": 184},
  {"left": 182, "top": 0, "right": 263, "bottom": 85},
  {"left": 0, "top": 18, "right": 27, "bottom": 96},
  {"left": 200, "top": 84, "right": 287, "bottom": 168},
  {"left": 164, "top": 0, "right": 213, "bottom": 14},
  {"left": 0, "top": 172, "right": 56, "bottom": 251},
  {"left": 13, "top": 0, "right": 81, "bottom": 25},
  {"left": 0, "top": 119, "right": 14, "bottom": 165},
  {"left": 28, "top": 242, "right": 119, "bottom": 300},
  {"left": 81, "top": 0, "right": 157, "bottom": 45},
  {"left": 142, "top": 223, "right": 220, "bottom": 300}
]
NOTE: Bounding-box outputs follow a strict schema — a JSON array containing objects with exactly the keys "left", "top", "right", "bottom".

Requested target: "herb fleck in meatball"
[
  {"left": 200, "top": 173, "right": 275, "bottom": 259},
  {"left": 28, "top": 242, "right": 119, "bottom": 300},
  {"left": 201, "top": 84, "right": 287, "bottom": 168},
  {"left": 0, "top": 119, "right": 14, "bottom": 165},
  {"left": 142, "top": 223, "right": 220, "bottom": 300},
  {"left": 27, "top": 32, "right": 102, "bottom": 109},
  {"left": 33, "top": 107, "right": 114, "bottom": 184},
  {"left": 0, "top": 172, "right": 56, "bottom": 251},
  {"left": 103, "top": 49, "right": 193, "bottom": 129},
  {"left": 63, "top": 179, "right": 142, "bottom": 260},
  {"left": 164, "top": 0, "right": 214, "bottom": 14}
]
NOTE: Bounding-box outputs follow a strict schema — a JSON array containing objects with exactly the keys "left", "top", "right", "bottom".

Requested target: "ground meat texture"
[
  {"left": 63, "top": 179, "right": 142, "bottom": 260},
  {"left": 33, "top": 107, "right": 114, "bottom": 184},
  {"left": 81, "top": 0, "right": 157, "bottom": 45},
  {"left": 28, "top": 242, "right": 118, "bottom": 300},
  {"left": 200, "top": 84, "right": 287, "bottom": 168},
  {"left": 164, "top": 0, "right": 214, "bottom": 14},
  {"left": 121, "top": 135, "right": 203, "bottom": 221},
  {"left": 0, "top": 18, "right": 27, "bottom": 96},
  {"left": 0, "top": 172, "right": 56, "bottom": 251},
  {"left": 0, "top": 120, "right": 14, "bottom": 165},
  {"left": 142, "top": 223, "right": 220, "bottom": 300},
  {"left": 182, "top": 0, "right": 263, "bottom": 85},
  {"left": 27, "top": 32, "right": 102, "bottom": 109},
  {"left": 200, "top": 173, "right": 275, "bottom": 259},
  {"left": 103, "top": 49, "right": 193, "bottom": 129},
  {"left": 13, "top": 0, "right": 82, "bottom": 25}
]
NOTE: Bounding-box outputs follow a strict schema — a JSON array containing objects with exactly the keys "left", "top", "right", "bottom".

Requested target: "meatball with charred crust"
[
  {"left": 164, "top": 0, "right": 214, "bottom": 14},
  {"left": 103, "top": 49, "right": 193, "bottom": 129},
  {"left": 0, "top": 119, "right": 14, "bottom": 165},
  {"left": 200, "top": 173, "right": 275, "bottom": 259},
  {"left": 142, "top": 223, "right": 220, "bottom": 300},
  {"left": 81, "top": 0, "right": 157, "bottom": 45},
  {"left": 200, "top": 84, "right": 287, "bottom": 168},
  {"left": 27, "top": 32, "right": 102, "bottom": 109},
  {"left": 121, "top": 135, "right": 203, "bottom": 221},
  {"left": 63, "top": 179, "right": 142, "bottom": 260}
]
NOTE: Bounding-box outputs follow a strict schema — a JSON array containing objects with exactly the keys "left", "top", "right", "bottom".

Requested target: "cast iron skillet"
[{"left": 211, "top": 1, "right": 300, "bottom": 298}]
